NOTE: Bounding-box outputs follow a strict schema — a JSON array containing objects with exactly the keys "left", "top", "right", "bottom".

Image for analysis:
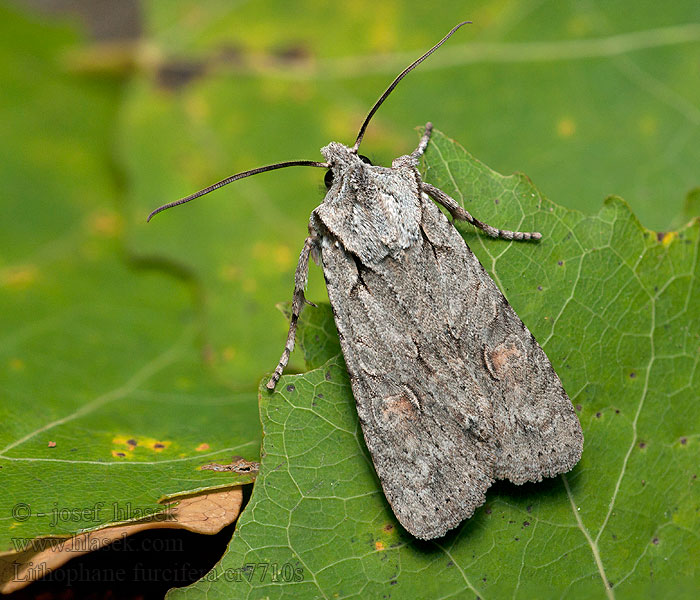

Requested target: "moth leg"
[
  {"left": 266, "top": 236, "right": 316, "bottom": 390},
  {"left": 410, "top": 122, "right": 434, "bottom": 159},
  {"left": 422, "top": 182, "right": 542, "bottom": 241}
]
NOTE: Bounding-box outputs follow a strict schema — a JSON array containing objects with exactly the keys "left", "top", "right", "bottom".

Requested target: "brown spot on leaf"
[
  {"left": 273, "top": 43, "right": 311, "bottom": 63},
  {"left": 383, "top": 524, "right": 394, "bottom": 533},
  {"left": 127, "top": 439, "right": 137, "bottom": 447},
  {"left": 680, "top": 437, "right": 687, "bottom": 445},
  {"left": 639, "top": 441, "right": 646, "bottom": 449},
  {"left": 652, "top": 537, "right": 659, "bottom": 545},
  {"left": 156, "top": 60, "right": 206, "bottom": 90},
  {"left": 201, "top": 457, "right": 260, "bottom": 474}
]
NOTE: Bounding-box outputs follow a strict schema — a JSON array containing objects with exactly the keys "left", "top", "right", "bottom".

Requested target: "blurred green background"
[{"left": 2, "top": 0, "right": 699, "bottom": 395}]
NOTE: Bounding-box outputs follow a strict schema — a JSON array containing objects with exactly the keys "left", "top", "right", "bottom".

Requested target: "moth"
[{"left": 149, "top": 22, "right": 584, "bottom": 540}]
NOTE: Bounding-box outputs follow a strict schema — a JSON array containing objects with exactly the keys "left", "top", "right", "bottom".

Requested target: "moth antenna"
[
  {"left": 351, "top": 21, "right": 471, "bottom": 154},
  {"left": 147, "top": 160, "right": 330, "bottom": 222}
]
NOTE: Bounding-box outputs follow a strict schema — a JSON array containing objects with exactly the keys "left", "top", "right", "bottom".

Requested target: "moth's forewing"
[{"left": 313, "top": 152, "right": 582, "bottom": 540}]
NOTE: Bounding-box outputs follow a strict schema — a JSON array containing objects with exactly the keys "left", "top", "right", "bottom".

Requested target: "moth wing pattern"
[{"left": 314, "top": 157, "right": 583, "bottom": 540}]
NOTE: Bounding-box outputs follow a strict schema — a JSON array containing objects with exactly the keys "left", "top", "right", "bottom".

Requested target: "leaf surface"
[
  {"left": 170, "top": 130, "right": 699, "bottom": 599},
  {"left": 0, "top": 6, "right": 259, "bottom": 574}
]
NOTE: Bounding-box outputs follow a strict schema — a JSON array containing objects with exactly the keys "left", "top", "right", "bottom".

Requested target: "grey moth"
[{"left": 149, "top": 22, "right": 584, "bottom": 540}]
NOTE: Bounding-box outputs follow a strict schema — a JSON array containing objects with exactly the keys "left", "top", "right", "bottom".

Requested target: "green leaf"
[
  {"left": 0, "top": 5, "right": 260, "bottom": 562},
  {"left": 170, "top": 130, "right": 698, "bottom": 599}
]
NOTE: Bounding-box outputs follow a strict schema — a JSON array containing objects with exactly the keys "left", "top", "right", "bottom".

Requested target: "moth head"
[{"left": 321, "top": 142, "right": 373, "bottom": 190}]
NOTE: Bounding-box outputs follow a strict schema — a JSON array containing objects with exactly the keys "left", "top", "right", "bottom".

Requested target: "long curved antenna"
[
  {"left": 351, "top": 20, "right": 471, "bottom": 153},
  {"left": 147, "top": 160, "right": 329, "bottom": 222}
]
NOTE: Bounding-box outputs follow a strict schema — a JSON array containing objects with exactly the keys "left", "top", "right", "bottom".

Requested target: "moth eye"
[{"left": 325, "top": 155, "right": 371, "bottom": 190}]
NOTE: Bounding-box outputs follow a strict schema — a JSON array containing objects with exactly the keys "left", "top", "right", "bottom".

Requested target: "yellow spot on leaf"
[
  {"left": 567, "top": 15, "right": 594, "bottom": 37},
  {"left": 274, "top": 245, "right": 292, "bottom": 270},
  {"left": 557, "top": 118, "right": 576, "bottom": 138},
  {"left": 375, "top": 541, "right": 385, "bottom": 551},
  {"left": 1, "top": 265, "right": 38, "bottom": 290},
  {"left": 242, "top": 278, "right": 257, "bottom": 293},
  {"left": 473, "top": 4, "right": 500, "bottom": 28},
  {"left": 325, "top": 106, "right": 365, "bottom": 143},
  {"left": 112, "top": 436, "right": 171, "bottom": 454},
  {"left": 659, "top": 232, "right": 677, "bottom": 247},
  {"left": 185, "top": 94, "right": 209, "bottom": 123},
  {"left": 368, "top": 11, "right": 398, "bottom": 51},
  {"left": 252, "top": 241, "right": 293, "bottom": 271},
  {"left": 222, "top": 346, "right": 236, "bottom": 361},
  {"left": 87, "top": 210, "right": 123, "bottom": 237},
  {"left": 196, "top": 443, "right": 210, "bottom": 452},
  {"left": 9, "top": 358, "right": 25, "bottom": 371},
  {"left": 639, "top": 115, "right": 658, "bottom": 136}
]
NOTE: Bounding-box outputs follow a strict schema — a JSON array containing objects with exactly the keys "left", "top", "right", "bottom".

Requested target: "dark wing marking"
[{"left": 320, "top": 195, "right": 583, "bottom": 540}]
